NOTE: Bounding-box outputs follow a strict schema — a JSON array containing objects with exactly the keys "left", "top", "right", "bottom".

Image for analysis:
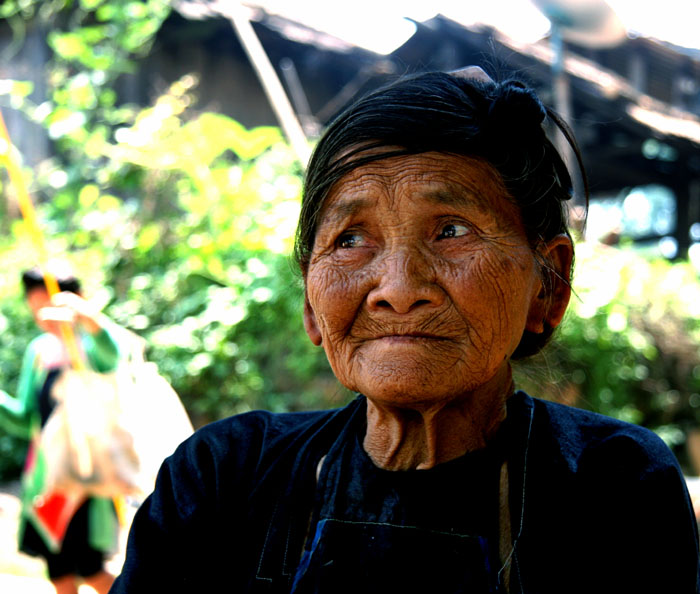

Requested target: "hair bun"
[{"left": 487, "top": 80, "right": 547, "bottom": 129}]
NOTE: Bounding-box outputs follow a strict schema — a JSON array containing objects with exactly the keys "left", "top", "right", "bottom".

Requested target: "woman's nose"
[{"left": 367, "top": 247, "right": 444, "bottom": 314}]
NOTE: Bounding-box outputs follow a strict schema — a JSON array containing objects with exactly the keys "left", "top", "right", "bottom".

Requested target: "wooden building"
[{"left": 2, "top": 2, "right": 699, "bottom": 257}]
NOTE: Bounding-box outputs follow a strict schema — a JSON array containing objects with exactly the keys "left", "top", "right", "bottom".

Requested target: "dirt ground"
[{"left": 0, "top": 481, "right": 131, "bottom": 594}]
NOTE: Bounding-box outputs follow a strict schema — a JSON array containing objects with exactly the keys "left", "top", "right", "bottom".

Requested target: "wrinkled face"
[{"left": 303, "top": 153, "right": 564, "bottom": 408}]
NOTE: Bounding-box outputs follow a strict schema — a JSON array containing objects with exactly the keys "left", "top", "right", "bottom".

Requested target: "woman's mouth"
[{"left": 374, "top": 332, "right": 446, "bottom": 342}]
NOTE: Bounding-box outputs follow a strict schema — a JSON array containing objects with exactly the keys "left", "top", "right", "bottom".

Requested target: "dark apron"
[{"left": 287, "top": 411, "right": 524, "bottom": 594}]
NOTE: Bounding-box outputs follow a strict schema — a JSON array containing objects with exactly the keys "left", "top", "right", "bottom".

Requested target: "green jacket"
[{"left": 0, "top": 325, "right": 123, "bottom": 553}]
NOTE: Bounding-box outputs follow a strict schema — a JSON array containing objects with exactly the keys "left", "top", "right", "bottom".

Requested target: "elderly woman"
[{"left": 111, "top": 70, "right": 699, "bottom": 593}]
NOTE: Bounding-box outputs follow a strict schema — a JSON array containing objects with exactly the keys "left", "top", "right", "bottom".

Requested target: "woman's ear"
[
  {"left": 526, "top": 234, "right": 574, "bottom": 333},
  {"left": 303, "top": 296, "right": 322, "bottom": 346}
]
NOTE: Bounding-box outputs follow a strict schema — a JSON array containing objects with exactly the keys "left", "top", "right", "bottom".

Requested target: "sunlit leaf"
[
  {"left": 96, "top": 194, "right": 120, "bottom": 211},
  {"left": 80, "top": 0, "right": 107, "bottom": 10},
  {"left": 137, "top": 223, "right": 161, "bottom": 252},
  {"left": 78, "top": 184, "right": 100, "bottom": 208},
  {"left": 181, "top": 114, "right": 283, "bottom": 163},
  {"left": 0, "top": 79, "right": 34, "bottom": 97},
  {"left": 49, "top": 32, "right": 87, "bottom": 60}
]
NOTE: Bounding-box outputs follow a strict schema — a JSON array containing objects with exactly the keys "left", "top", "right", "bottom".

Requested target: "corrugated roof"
[{"left": 173, "top": 1, "right": 700, "bottom": 145}]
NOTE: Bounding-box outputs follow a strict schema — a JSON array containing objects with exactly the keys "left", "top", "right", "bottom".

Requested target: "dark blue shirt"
[{"left": 111, "top": 392, "right": 700, "bottom": 593}]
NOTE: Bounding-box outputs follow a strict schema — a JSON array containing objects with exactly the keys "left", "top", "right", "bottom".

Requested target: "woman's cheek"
[
  {"left": 310, "top": 258, "right": 369, "bottom": 299},
  {"left": 308, "top": 265, "right": 367, "bottom": 335}
]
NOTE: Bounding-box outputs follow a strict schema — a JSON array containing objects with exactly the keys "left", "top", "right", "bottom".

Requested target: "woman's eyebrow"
[
  {"left": 319, "top": 197, "right": 371, "bottom": 226},
  {"left": 426, "top": 185, "right": 484, "bottom": 208}
]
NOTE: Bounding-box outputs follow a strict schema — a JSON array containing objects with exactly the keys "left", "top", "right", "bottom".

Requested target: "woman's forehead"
[{"left": 320, "top": 152, "right": 512, "bottom": 219}]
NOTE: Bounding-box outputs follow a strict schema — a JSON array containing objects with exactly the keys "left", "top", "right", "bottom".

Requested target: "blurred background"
[{"left": 1, "top": 0, "right": 700, "bottom": 586}]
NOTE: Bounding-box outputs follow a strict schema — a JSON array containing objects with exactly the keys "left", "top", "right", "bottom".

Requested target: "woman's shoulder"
[
  {"left": 511, "top": 393, "right": 699, "bottom": 592},
  {"left": 173, "top": 396, "right": 365, "bottom": 471},
  {"left": 152, "top": 396, "right": 365, "bottom": 513},
  {"left": 517, "top": 391, "right": 679, "bottom": 473}
]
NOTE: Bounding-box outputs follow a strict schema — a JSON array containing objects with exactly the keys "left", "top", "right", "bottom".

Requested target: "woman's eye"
[
  {"left": 337, "top": 232, "right": 367, "bottom": 248},
  {"left": 437, "top": 223, "right": 470, "bottom": 239}
]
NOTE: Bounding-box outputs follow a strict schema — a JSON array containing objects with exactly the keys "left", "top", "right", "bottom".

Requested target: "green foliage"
[
  {"left": 0, "top": 286, "right": 35, "bottom": 478},
  {"left": 1, "top": 0, "right": 172, "bottom": 181}
]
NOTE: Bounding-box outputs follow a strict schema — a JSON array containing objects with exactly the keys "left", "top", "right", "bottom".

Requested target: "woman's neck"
[{"left": 363, "top": 369, "right": 513, "bottom": 471}]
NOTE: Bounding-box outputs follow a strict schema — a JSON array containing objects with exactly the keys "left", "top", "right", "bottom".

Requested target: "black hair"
[
  {"left": 22, "top": 264, "right": 81, "bottom": 295},
  {"left": 295, "top": 70, "right": 589, "bottom": 358}
]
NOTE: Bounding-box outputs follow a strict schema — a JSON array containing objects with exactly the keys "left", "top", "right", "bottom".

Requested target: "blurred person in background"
[{"left": 0, "top": 262, "right": 121, "bottom": 594}]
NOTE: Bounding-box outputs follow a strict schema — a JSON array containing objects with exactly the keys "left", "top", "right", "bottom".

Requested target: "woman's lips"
[{"left": 373, "top": 332, "right": 446, "bottom": 342}]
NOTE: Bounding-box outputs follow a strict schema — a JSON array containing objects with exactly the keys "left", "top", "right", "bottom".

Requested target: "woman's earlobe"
[{"left": 303, "top": 298, "right": 323, "bottom": 346}]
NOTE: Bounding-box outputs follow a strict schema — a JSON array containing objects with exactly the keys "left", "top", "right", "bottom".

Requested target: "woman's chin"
[
  {"left": 351, "top": 373, "right": 472, "bottom": 410},
  {"left": 339, "top": 354, "right": 509, "bottom": 410}
]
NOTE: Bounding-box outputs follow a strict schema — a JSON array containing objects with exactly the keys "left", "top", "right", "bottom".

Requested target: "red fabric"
[{"left": 32, "top": 490, "right": 85, "bottom": 547}]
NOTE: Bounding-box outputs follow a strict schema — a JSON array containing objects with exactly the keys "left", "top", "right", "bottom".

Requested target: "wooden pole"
[{"left": 217, "top": 1, "right": 311, "bottom": 169}]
